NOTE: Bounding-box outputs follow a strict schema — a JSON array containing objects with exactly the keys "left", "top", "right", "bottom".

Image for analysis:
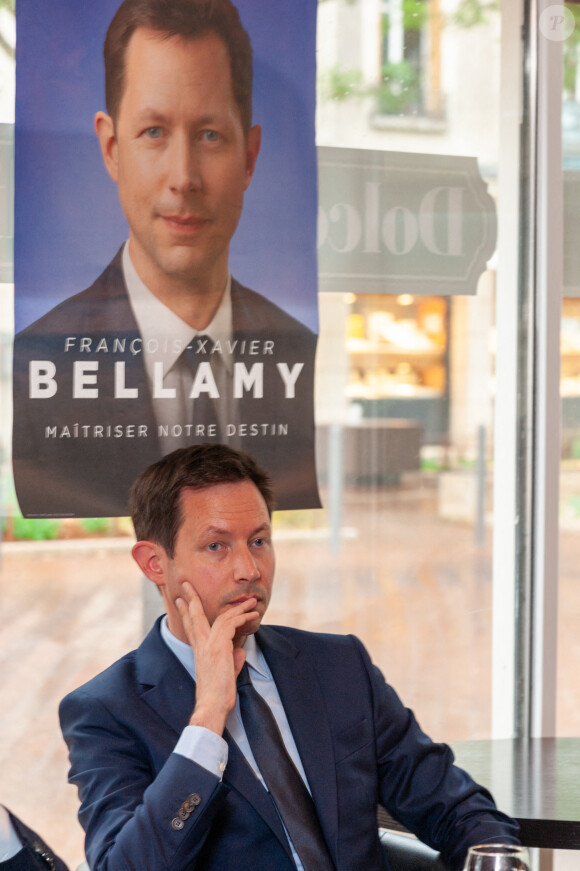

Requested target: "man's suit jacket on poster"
[
  {"left": 59, "top": 620, "right": 519, "bottom": 871},
  {"left": 2, "top": 809, "right": 68, "bottom": 871},
  {"left": 12, "top": 250, "right": 319, "bottom": 517}
]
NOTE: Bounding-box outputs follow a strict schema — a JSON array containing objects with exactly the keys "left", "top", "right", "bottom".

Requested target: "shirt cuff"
[
  {"left": 174, "top": 725, "right": 229, "bottom": 780},
  {"left": 0, "top": 806, "right": 23, "bottom": 861}
]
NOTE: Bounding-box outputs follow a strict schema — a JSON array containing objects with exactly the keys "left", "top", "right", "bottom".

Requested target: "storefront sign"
[{"left": 318, "top": 146, "right": 497, "bottom": 296}]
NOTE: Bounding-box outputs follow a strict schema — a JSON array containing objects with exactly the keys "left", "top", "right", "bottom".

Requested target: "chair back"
[{"left": 379, "top": 829, "right": 449, "bottom": 870}]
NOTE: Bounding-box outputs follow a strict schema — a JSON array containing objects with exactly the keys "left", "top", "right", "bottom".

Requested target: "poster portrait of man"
[{"left": 12, "top": 0, "right": 320, "bottom": 518}]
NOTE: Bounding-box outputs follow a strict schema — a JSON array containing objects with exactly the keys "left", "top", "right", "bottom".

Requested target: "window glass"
[
  {"left": 559, "top": 1, "right": 580, "bottom": 737},
  {"left": 2, "top": 0, "right": 567, "bottom": 864},
  {"left": 315, "top": 0, "right": 502, "bottom": 741},
  {"left": 379, "top": 0, "right": 441, "bottom": 118}
]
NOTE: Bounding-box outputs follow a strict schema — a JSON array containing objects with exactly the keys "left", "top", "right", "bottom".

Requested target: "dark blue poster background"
[{"left": 14, "top": 0, "right": 318, "bottom": 333}]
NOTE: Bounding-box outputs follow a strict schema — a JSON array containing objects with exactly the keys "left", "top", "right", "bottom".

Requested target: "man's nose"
[
  {"left": 233, "top": 547, "right": 261, "bottom": 583},
  {"left": 167, "top": 134, "right": 201, "bottom": 193}
]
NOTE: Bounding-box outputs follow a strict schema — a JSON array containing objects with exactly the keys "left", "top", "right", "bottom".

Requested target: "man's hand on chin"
[{"left": 176, "top": 582, "right": 259, "bottom": 735}]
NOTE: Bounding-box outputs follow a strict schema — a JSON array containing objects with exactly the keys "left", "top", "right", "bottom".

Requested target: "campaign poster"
[{"left": 13, "top": 0, "right": 320, "bottom": 517}]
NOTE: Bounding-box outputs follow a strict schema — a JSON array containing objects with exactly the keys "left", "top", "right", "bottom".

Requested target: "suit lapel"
[
  {"left": 257, "top": 626, "right": 339, "bottom": 860},
  {"left": 96, "top": 251, "right": 159, "bottom": 441},
  {"left": 133, "top": 620, "right": 295, "bottom": 860},
  {"left": 222, "top": 730, "right": 295, "bottom": 860},
  {"left": 135, "top": 619, "right": 196, "bottom": 736}
]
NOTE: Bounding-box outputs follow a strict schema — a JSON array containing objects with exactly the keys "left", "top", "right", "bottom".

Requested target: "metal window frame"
[{"left": 493, "top": 0, "right": 561, "bottom": 739}]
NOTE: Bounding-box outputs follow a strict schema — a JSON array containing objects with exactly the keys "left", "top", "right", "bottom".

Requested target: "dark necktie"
[
  {"left": 181, "top": 335, "right": 221, "bottom": 440},
  {"left": 237, "top": 663, "right": 335, "bottom": 871}
]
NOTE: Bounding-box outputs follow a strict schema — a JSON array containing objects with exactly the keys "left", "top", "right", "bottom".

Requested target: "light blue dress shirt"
[
  {"left": 160, "top": 617, "right": 310, "bottom": 870},
  {"left": 0, "top": 806, "right": 22, "bottom": 861}
]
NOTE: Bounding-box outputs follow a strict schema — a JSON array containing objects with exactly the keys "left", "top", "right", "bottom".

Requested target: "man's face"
[
  {"left": 96, "top": 28, "right": 260, "bottom": 299},
  {"left": 156, "top": 480, "right": 275, "bottom": 645}
]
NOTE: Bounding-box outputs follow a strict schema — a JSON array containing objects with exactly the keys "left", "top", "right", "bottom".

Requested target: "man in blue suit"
[{"left": 59, "top": 444, "right": 519, "bottom": 871}]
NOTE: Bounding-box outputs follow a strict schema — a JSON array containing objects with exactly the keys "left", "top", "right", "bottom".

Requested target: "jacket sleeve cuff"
[{"left": 174, "top": 725, "right": 229, "bottom": 780}]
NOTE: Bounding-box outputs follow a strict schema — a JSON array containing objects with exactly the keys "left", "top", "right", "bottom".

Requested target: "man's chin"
[{"left": 233, "top": 617, "right": 262, "bottom": 645}]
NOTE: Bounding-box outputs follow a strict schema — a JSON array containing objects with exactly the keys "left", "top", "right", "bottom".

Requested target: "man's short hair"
[
  {"left": 104, "top": 0, "right": 254, "bottom": 133},
  {"left": 129, "top": 444, "right": 274, "bottom": 557}
]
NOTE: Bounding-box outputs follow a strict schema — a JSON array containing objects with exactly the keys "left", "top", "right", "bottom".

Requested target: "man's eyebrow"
[
  {"left": 202, "top": 526, "right": 228, "bottom": 537},
  {"left": 249, "top": 523, "right": 272, "bottom": 538},
  {"left": 135, "top": 108, "right": 225, "bottom": 127},
  {"left": 202, "top": 522, "right": 271, "bottom": 538},
  {"left": 193, "top": 114, "right": 226, "bottom": 128},
  {"left": 135, "top": 107, "right": 169, "bottom": 124}
]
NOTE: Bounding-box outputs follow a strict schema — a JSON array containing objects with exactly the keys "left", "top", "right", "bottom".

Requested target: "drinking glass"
[{"left": 463, "top": 843, "right": 531, "bottom": 871}]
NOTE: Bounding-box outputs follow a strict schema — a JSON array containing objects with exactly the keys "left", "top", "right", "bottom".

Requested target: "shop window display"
[{"left": 345, "top": 293, "right": 449, "bottom": 441}]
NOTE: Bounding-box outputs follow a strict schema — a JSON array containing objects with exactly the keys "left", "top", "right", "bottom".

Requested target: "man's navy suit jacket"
[
  {"left": 59, "top": 620, "right": 519, "bottom": 871},
  {"left": 13, "top": 250, "right": 319, "bottom": 517}
]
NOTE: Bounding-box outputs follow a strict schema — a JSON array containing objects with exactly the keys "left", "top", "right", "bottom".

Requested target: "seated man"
[
  {"left": 0, "top": 807, "right": 68, "bottom": 871},
  {"left": 59, "top": 444, "right": 520, "bottom": 871}
]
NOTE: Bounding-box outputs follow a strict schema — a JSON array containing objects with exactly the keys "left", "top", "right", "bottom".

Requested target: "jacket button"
[
  {"left": 171, "top": 818, "right": 184, "bottom": 831},
  {"left": 188, "top": 793, "right": 201, "bottom": 806},
  {"left": 32, "top": 844, "right": 56, "bottom": 871},
  {"left": 177, "top": 808, "right": 190, "bottom": 821}
]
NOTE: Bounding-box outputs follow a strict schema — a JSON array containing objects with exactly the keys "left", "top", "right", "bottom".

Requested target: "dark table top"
[
  {"left": 451, "top": 738, "right": 580, "bottom": 850},
  {"left": 378, "top": 738, "right": 580, "bottom": 850}
]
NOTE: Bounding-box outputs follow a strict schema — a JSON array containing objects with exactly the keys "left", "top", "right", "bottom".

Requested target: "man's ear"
[
  {"left": 95, "top": 111, "right": 119, "bottom": 183},
  {"left": 132, "top": 540, "right": 167, "bottom": 590},
  {"left": 244, "top": 124, "right": 261, "bottom": 190}
]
